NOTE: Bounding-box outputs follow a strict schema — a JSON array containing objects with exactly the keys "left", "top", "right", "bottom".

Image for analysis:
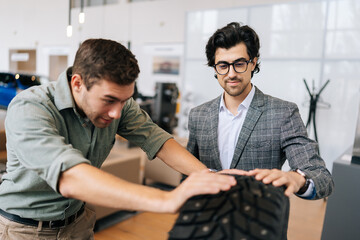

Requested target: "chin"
[
  {"left": 96, "top": 123, "right": 110, "bottom": 128},
  {"left": 226, "top": 89, "right": 243, "bottom": 97},
  {"left": 100, "top": 120, "right": 114, "bottom": 128}
]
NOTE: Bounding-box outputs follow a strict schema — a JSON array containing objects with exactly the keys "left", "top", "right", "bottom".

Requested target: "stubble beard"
[{"left": 223, "top": 78, "right": 249, "bottom": 97}]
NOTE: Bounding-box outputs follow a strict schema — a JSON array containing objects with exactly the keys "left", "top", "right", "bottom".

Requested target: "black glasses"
[{"left": 214, "top": 59, "right": 253, "bottom": 75}]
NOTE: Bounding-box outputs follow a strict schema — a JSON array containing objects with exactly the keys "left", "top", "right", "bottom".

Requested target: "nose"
[
  {"left": 108, "top": 102, "right": 124, "bottom": 119},
  {"left": 227, "top": 65, "right": 237, "bottom": 78}
]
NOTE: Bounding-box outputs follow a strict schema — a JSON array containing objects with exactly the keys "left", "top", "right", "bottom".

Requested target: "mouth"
[
  {"left": 101, "top": 117, "right": 113, "bottom": 124},
  {"left": 226, "top": 79, "right": 241, "bottom": 86}
]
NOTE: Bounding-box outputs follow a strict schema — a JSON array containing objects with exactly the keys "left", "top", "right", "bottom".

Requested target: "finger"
[
  {"left": 246, "top": 168, "right": 262, "bottom": 176},
  {"left": 251, "top": 169, "right": 272, "bottom": 181},
  {"left": 284, "top": 184, "right": 296, "bottom": 197},
  {"left": 190, "top": 171, "right": 237, "bottom": 188},
  {"left": 182, "top": 174, "right": 235, "bottom": 197},
  {"left": 212, "top": 174, "right": 237, "bottom": 187},
  {"left": 262, "top": 171, "right": 284, "bottom": 184},
  {"left": 218, "top": 169, "right": 248, "bottom": 175},
  {"left": 271, "top": 176, "right": 290, "bottom": 187}
]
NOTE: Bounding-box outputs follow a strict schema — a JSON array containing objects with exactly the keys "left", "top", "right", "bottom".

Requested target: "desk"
[
  {"left": 94, "top": 211, "right": 178, "bottom": 240},
  {"left": 321, "top": 158, "right": 360, "bottom": 239}
]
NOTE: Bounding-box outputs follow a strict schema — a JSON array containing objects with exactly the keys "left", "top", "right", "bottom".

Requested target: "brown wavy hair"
[
  {"left": 72, "top": 39, "right": 140, "bottom": 90},
  {"left": 206, "top": 22, "right": 260, "bottom": 78}
]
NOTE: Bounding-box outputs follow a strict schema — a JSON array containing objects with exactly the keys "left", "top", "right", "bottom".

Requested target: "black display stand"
[
  {"left": 303, "top": 79, "right": 330, "bottom": 147},
  {"left": 321, "top": 156, "right": 360, "bottom": 239}
]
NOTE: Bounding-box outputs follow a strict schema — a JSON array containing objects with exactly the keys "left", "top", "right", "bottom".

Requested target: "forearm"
[
  {"left": 58, "top": 163, "right": 237, "bottom": 214},
  {"left": 59, "top": 163, "right": 173, "bottom": 213},
  {"left": 156, "top": 138, "right": 208, "bottom": 175}
]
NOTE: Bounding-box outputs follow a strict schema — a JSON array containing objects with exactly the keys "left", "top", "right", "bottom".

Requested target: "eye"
[
  {"left": 103, "top": 99, "right": 115, "bottom": 104},
  {"left": 217, "top": 63, "right": 228, "bottom": 69},
  {"left": 234, "top": 62, "right": 246, "bottom": 68}
]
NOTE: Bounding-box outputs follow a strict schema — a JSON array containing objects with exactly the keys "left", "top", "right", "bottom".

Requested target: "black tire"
[{"left": 168, "top": 175, "right": 289, "bottom": 240}]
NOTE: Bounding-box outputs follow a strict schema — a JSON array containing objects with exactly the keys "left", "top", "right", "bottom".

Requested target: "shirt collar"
[
  {"left": 219, "top": 84, "right": 255, "bottom": 113},
  {"left": 54, "top": 67, "right": 75, "bottom": 111},
  {"left": 54, "top": 68, "right": 92, "bottom": 127}
]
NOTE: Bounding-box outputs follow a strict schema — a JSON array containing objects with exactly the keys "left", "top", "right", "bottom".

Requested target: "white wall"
[
  {"left": 0, "top": 0, "right": 297, "bottom": 74},
  {"left": 0, "top": 0, "right": 73, "bottom": 75}
]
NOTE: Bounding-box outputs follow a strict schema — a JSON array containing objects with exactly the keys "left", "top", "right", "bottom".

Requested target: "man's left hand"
[{"left": 245, "top": 168, "right": 306, "bottom": 197}]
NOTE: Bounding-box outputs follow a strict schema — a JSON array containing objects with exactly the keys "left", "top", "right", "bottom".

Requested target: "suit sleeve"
[
  {"left": 280, "top": 104, "right": 334, "bottom": 199},
  {"left": 186, "top": 108, "right": 199, "bottom": 159}
]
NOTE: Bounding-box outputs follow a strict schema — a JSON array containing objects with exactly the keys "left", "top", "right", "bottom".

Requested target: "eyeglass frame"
[{"left": 213, "top": 58, "right": 253, "bottom": 75}]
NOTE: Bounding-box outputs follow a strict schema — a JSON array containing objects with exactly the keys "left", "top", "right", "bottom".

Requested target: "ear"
[
  {"left": 250, "top": 57, "right": 258, "bottom": 71},
  {"left": 70, "top": 74, "right": 84, "bottom": 93}
]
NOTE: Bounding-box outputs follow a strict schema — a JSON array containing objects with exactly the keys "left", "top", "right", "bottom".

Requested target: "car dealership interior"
[{"left": 0, "top": 0, "right": 360, "bottom": 239}]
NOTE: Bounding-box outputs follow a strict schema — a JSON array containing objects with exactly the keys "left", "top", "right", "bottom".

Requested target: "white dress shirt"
[{"left": 218, "top": 86, "right": 255, "bottom": 169}]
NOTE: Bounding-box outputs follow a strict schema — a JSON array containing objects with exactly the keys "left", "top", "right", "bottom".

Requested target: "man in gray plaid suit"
[{"left": 187, "top": 22, "right": 333, "bottom": 200}]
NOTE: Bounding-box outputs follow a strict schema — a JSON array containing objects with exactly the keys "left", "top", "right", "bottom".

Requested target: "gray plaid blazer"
[{"left": 187, "top": 86, "right": 333, "bottom": 199}]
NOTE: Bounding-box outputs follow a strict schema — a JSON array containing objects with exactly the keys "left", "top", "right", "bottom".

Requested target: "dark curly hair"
[
  {"left": 72, "top": 39, "right": 140, "bottom": 89},
  {"left": 206, "top": 22, "right": 260, "bottom": 78}
]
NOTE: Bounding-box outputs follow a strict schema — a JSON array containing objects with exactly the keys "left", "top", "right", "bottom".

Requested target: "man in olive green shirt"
[{"left": 0, "top": 39, "right": 238, "bottom": 239}]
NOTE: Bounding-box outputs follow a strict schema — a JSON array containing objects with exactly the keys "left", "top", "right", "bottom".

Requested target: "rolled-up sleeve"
[{"left": 117, "top": 98, "right": 172, "bottom": 160}]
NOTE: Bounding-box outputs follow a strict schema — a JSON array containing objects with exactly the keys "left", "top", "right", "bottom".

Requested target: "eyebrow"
[
  {"left": 103, "top": 95, "right": 132, "bottom": 102},
  {"left": 216, "top": 57, "right": 248, "bottom": 64}
]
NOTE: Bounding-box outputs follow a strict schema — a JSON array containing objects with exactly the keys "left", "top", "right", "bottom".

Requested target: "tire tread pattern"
[{"left": 168, "top": 175, "right": 289, "bottom": 240}]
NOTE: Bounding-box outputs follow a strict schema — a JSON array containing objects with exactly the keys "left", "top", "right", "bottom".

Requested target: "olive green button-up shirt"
[{"left": 0, "top": 69, "right": 171, "bottom": 221}]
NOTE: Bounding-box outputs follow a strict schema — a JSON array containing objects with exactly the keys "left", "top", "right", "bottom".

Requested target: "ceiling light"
[{"left": 67, "top": 25, "right": 73, "bottom": 37}]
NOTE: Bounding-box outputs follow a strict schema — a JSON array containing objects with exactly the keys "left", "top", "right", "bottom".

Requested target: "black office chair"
[{"left": 168, "top": 175, "right": 289, "bottom": 240}]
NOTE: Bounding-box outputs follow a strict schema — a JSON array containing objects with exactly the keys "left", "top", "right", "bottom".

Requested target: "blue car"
[{"left": 0, "top": 72, "right": 42, "bottom": 109}]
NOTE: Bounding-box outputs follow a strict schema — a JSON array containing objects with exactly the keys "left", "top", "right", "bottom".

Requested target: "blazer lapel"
[
  {"left": 230, "top": 87, "right": 265, "bottom": 169},
  {"left": 208, "top": 96, "right": 223, "bottom": 169}
]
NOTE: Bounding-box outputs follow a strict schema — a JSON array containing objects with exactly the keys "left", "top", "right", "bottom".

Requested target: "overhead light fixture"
[
  {"left": 67, "top": 25, "right": 73, "bottom": 37},
  {"left": 79, "top": 0, "right": 85, "bottom": 24},
  {"left": 67, "top": 0, "right": 72, "bottom": 37},
  {"left": 79, "top": 12, "right": 85, "bottom": 24}
]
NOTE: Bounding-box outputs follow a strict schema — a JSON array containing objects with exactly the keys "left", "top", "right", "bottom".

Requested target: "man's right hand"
[{"left": 164, "top": 169, "right": 237, "bottom": 213}]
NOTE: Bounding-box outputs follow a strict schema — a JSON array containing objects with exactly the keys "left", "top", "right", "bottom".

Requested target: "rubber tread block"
[{"left": 168, "top": 175, "right": 289, "bottom": 240}]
